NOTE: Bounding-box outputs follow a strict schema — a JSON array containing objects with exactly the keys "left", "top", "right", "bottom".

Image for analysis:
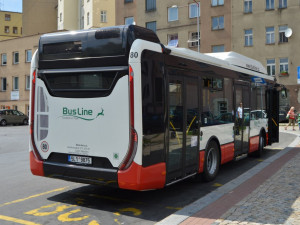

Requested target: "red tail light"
[
  {"left": 30, "top": 70, "right": 42, "bottom": 161},
  {"left": 119, "top": 65, "right": 137, "bottom": 170}
]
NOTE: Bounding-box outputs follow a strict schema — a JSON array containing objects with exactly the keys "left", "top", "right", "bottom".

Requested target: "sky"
[{"left": 0, "top": 0, "right": 22, "bottom": 13}]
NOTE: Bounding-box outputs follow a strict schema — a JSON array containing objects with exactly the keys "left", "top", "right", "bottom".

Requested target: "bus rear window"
[
  {"left": 40, "top": 71, "right": 123, "bottom": 98},
  {"left": 44, "top": 71, "right": 116, "bottom": 90}
]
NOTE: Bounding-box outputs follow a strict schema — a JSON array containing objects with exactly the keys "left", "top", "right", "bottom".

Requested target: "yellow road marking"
[
  {"left": 57, "top": 209, "right": 89, "bottom": 222},
  {"left": 25, "top": 203, "right": 76, "bottom": 216},
  {"left": 0, "top": 215, "right": 41, "bottom": 225},
  {"left": 213, "top": 183, "right": 223, "bottom": 187},
  {"left": 0, "top": 187, "right": 68, "bottom": 208},
  {"left": 119, "top": 208, "right": 142, "bottom": 216},
  {"left": 89, "top": 220, "right": 100, "bottom": 225},
  {"left": 114, "top": 219, "right": 121, "bottom": 225}
]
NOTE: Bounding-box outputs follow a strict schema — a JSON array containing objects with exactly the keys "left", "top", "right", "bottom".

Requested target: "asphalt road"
[{"left": 0, "top": 126, "right": 296, "bottom": 225}]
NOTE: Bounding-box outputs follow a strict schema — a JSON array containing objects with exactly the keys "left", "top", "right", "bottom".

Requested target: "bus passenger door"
[
  {"left": 167, "top": 76, "right": 199, "bottom": 183},
  {"left": 234, "top": 84, "right": 250, "bottom": 156},
  {"left": 267, "top": 88, "right": 279, "bottom": 144}
]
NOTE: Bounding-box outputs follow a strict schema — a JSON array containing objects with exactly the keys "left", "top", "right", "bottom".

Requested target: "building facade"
[
  {"left": 0, "top": 34, "right": 40, "bottom": 115},
  {"left": 58, "top": 0, "right": 117, "bottom": 31},
  {"left": 231, "top": 0, "right": 300, "bottom": 110},
  {"left": 0, "top": 11, "right": 22, "bottom": 41},
  {"left": 136, "top": 0, "right": 231, "bottom": 53},
  {"left": 22, "top": 0, "right": 57, "bottom": 36}
]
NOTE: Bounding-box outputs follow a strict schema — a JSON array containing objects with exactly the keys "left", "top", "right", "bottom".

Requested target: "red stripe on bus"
[
  {"left": 118, "top": 162, "right": 166, "bottom": 190},
  {"left": 249, "top": 136, "right": 260, "bottom": 153},
  {"left": 198, "top": 151, "right": 205, "bottom": 173},
  {"left": 30, "top": 151, "right": 44, "bottom": 176},
  {"left": 220, "top": 143, "right": 235, "bottom": 164}
]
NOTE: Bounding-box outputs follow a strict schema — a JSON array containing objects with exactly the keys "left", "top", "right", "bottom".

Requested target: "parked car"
[{"left": 0, "top": 109, "right": 29, "bottom": 126}]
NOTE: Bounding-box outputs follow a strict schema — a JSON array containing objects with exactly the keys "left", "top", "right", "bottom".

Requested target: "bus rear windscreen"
[{"left": 44, "top": 71, "right": 116, "bottom": 90}]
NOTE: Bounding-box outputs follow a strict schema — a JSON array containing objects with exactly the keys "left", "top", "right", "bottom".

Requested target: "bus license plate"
[{"left": 68, "top": 155, "right": 92, "bottom": 165}]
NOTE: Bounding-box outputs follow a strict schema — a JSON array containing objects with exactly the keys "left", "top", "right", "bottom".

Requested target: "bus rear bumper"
[
  {"left": 30, "top": 151, "right": 44, "bottom": 176},
  {"left": 118, "top": 162, "right": 166, "bottom": 191},
  {"left": 42, "top": 162, "right": 118, "bottom": 187}
]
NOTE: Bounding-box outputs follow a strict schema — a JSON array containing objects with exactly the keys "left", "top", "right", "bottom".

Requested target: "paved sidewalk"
[{"left": 157, "top": 127, "right": 300, "bottom": 225}]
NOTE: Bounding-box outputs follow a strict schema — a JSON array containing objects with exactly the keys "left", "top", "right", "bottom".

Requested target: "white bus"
[{"left": 30, "top": 25, "right": 280, "bottom": 190}]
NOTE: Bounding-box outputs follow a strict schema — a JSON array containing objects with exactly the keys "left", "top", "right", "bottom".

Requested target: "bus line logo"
[{"left": 60, "top": 107, "right": 104, "bottom": 121}]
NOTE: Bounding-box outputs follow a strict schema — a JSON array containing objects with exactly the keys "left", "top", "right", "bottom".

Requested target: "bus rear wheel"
[
  {"left": 203, "top": 141, "right": 220, "bottom": 182},
  {"left": 0, "top": 119, "right": 7, "bottom": 126},
  {"left": 255, "top": 135, "right": 265, "bottom": 157}
]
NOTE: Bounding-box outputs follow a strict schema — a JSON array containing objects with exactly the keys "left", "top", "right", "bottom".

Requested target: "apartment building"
[
  {"left": 0, "top": 34, "right": 40, "bottom": 115},
  {"left": 22, "top": 0, "right": 57, "bottom": 36},
  {"left": 58, "top": 0, "right": 118, "bottom": 31},
  {"left": 0, "top": 10, "right": 22, "bottom": 41},
  {"left": 232, "top": 0, "right": 300, "bottom": 110},
  {"left": 116, "top": 0, "right": 137, "bottom": 26},
  {"left": 136, "top": 0, "right": 231, "bottom": 53}
]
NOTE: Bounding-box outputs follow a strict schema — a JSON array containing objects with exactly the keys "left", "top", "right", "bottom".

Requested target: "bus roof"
[{"left": 166, "top": 47, "right": 273, "bottom": 81}]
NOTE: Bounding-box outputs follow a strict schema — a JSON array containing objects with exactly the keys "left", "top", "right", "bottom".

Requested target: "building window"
[
  {"left": 212, "top": 45, "right": 225, "bottom": 52},
  {"left": 26, "top": 50, "right": 32, "bottom": 63},
  {"left": 4, "top": 26, "right": 9, "bottom": 33},
  {"left": 13, "top": 27, "right": 18, "bottom": 34},
  {"left": 26, "top": 76, "right": 30, "bottom": 90},
  {"left": 1, "top": 78, "right": 7, "bottom": 91},
  {"left": 167, "top": 34, "right": 178, "bottom": 47},
  {"left": 267, "top": 59, "right": 275, "bottom": 76},
  {"left": 189, "top": 2, "right": 200, "bottom": 18},
  {"left": 5, "top": 14, "right": 11, "bottom": 21},
  {"left": 146, "top": 21, "right": 156, "bottom": 32},
  {"left": 125, "top": 17, "right": 134, "bottom": 25},
  {"left": 1, "top": 54, "right": 7, "bottom": 66},
  {"left": 212, "top": 16, "right": 224, "bottom": 30},
  {"left": 13, "top": 77, "right": 19, "bottom": 90},
  {"left": 100, "top": 11, "right": 107, "bottom": 22},
  {"left": 87, "top": 12, "right": 90, "bottom": 25},
  {"left": 189, "top": 32, "right": 200, "bottom": 47},
  {"left": 244, "top": 29, "right": 253, "bottom": 46},
  {"left": 266, "top": 27, "right": 275, "bottom": 44},
  {"left": 266, "top": 0, "right": 274, "bottom": 10},
  {"left": 125, "top": 0, "right": 133, "bottom": 2},
  {"left": 279, "top": 25, "right": 288, "bottom": 43},
  {"left": 168, "top": 7, "right": 178, "bottom": 22},
  {"left": 244, "top": 0, "right": 252, "bottom": 13},
  {"left": 279, "top": 58, "right": 288, "bottom": 74},
  {"left": 211, "top": 0, "right": 224, "bottom": 6},
  {"left": 146, "top": 0, "right": 156, "bottom": 11},
  {"left": 13, "top": 52, "right": 19, "bottom": 64},
  {"left": 279, "top": 0, "right": 287, "bottom": 8}
]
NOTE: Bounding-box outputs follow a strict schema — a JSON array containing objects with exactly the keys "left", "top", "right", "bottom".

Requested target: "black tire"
[
  {"left": 203, "top": 141, "right": 220, "bottom": 182},
  {"left": 0, "top": 119, "right": 7, "bottom": 126},
  {"left": 23, "top": 119, "right": 29, "bottom": 125},
  {"left": 255, "top": 135, "right": 265, "bottom": 158}
]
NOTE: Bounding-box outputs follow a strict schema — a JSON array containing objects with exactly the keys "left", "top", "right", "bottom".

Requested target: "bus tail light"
[
  {"left": 119, "top": 127, "right": 138, "bottom": 170},
  {"left": 30, "top": 70, "right": 42, "bottom": 161},
  {"left": 119, "top": 65, "right": 137, "bottom": 170}
]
